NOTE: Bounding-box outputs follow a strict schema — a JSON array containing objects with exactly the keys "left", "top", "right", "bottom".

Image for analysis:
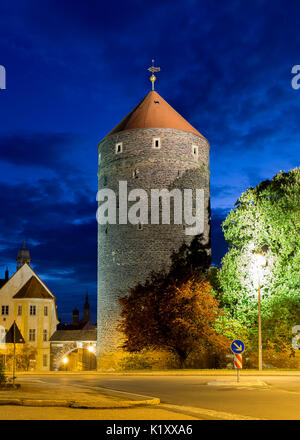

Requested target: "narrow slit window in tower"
[
  {"left": 115, "top": 142, "right": 123, "bottom": 154},
  {"left": 137, "top": 222, "right": 143, "bottom": 231},
  {"left": 192, "top": 145, "right": 198, "bottom": 157},
  {"left": 132, "top": 168, "right": 139, "bottom": 178},
  {"left": 153, "top": 138, "right": 161, "bottom": 149}
]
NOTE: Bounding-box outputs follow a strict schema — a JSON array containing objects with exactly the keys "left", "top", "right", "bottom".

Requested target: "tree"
[
  {"left": 6, "top": 344, "right": 37, "bottom": 371},
  {"left": 0, "top": 360, "right": 6, "bottom": 385},
  {"left": 118, "top": 275, "right": 229, "bottom": 367},
  {"left": 218, "top": 168, "right": 300, "bottom": 347}
]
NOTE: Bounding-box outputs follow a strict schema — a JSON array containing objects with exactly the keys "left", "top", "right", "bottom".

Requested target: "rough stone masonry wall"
[{"left": 97, "top": 128, "right": 210, "bottom": 357}]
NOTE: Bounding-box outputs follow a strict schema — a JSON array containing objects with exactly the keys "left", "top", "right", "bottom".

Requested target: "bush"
[
  {"left": 119, "top": 350, "right": 181, "bottom": 370},
  {"left": 119, "top": 352, "right": 153, "bottom": 370},
  {"left": 244, "top": 342, "right": 299, "bottom": 369}
]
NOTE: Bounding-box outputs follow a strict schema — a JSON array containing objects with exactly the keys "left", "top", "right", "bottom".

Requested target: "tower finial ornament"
[{"left": 148, "top": 59, "right": 160, "bottom": 91}]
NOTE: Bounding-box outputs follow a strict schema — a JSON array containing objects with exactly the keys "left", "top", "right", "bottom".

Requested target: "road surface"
[{"left": 14, "top": 373, "right": 300, "bottom": 420}]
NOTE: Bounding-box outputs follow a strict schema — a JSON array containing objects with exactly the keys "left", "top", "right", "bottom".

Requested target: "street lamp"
[
  {"left": 253, "top": 245, "right": 268, "bottom": 371},
  {"left": 62, "top": 356, "right": 69, "bottom": 371},
  {"left": 87, "top": 345, "right": 95, "bottom": 353}
]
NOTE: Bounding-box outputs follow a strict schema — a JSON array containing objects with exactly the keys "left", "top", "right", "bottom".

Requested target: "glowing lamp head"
[
  {"left": 254, "top": 253, "right": 267, "bottom": 267},
  {"left": 62, "top": 357, "right": 69, "bottom": 364},
  {"left": 87, "top": 345, "right": 95, "bottom": 353},
  {"left": 253, "top": 245, "right": 268, "bottom": 268}
]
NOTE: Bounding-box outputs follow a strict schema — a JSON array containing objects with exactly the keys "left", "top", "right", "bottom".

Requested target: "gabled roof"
[
  {"left": 13, "top": 276, "right": 53, "bottom": 299},
  {"left": 105, "top": 90, "right": 204, "bottom": 138},
  {"left": 50, "top": 330, "right": 97, "bottom": 342}
]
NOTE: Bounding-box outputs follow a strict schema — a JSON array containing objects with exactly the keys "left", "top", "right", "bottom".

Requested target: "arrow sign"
[{"left": 231, "top": 339, "right": 245, "bottom": 354}]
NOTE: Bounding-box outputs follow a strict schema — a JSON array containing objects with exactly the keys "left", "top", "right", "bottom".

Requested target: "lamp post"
[
  {"left": 87, "top": 345, "right": 95, "bottom": 371},
  {"left": 253, "top": 247, "right": 268, "bottom": 371},
  {"left": 62, "top": 356, "right": 69, "bottom": 371}
]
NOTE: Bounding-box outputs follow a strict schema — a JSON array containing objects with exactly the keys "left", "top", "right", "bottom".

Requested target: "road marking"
[
  {"left": 72, "top": 383, "right": 158, "bottom": 401},
  {"left": 15, "top": 378, "right": 45, "bottom": 383},
  {"left": 160, "top": 404, "right": 264, "bottom": 420}
]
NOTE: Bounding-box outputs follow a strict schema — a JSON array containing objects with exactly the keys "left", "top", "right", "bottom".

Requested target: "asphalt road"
[{"left": 15, "top": 373, "right": 300, "bottom": 420}]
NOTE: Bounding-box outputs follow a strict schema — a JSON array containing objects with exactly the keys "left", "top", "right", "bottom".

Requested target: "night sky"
[{"left": 0, "top": 0, "right": 299, "bottom": 322}]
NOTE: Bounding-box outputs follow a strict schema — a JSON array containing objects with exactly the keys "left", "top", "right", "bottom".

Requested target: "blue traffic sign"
[{"left": 231, "top": 339, "right": 245, "bottom": 354}]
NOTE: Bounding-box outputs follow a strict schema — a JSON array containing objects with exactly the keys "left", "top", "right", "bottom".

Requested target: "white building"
[{"left": 0, "top": 243, "right": 59, "bottom": 370}]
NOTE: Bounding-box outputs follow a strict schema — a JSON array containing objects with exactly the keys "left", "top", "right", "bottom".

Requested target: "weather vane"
[{"left": 148, "top": 59, "right": 160, "bottom": 91}]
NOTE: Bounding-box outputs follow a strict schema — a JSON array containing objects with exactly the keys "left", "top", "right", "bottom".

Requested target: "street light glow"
[
  {"left": 253, "top": 252, "right": 267, "bottom": 268},
  {"left": 87, "top": 345, "right": 95, "bottom": 353},
  {"left": 62, "top": 357, "right": 69, "bottom": 364}
]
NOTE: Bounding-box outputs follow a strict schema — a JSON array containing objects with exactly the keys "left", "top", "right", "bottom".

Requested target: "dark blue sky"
[{"left": 0, "top": 0, "right": 299, "bottom": 322}]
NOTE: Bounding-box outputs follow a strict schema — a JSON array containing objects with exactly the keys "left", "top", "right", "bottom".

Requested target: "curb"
[{"left": 0, "top": 396, "right": 160, "bottom": 409}]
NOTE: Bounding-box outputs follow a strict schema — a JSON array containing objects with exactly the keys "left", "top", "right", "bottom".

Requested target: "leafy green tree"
[{"left": 218, "top": 168, "right": 300, "bottom": 347}]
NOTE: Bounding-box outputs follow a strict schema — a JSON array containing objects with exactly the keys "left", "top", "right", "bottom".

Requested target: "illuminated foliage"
[
  {"left": 119, "top": 274, "right": 229, "bottom": 367},
  {"left": 218, "top": 168, "right": 300, "bottom": 346}
]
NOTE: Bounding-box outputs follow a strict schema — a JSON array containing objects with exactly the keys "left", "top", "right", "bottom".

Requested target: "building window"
[
  {"left": 153, "top": 138, "right": 161, "bottom": 149},
  {"left": 44, "top": 306, "right": 48, "bottom": 316},
  {"left": 1, "top": 306, "right": 9, "bottom": 315},
  {"left": 43, "top": 329, "right": 47, "bottom": 342},
  {"left": 0, "top": 327, "right": 5, "bottom": 343},
  {"left": 30, "top": 305, "right": 36, "bottom": 316},
  {"left": 103, "top": 176, "right": 108, "bottom": 186},
  {"left": 137, "top": 222, "right": 143, "bottom": 231},
  {"left": 192, "top": 145, "right": 198, "bottom": 157},
  {"left": 115, "top": 142, "right": 123, "bottom": 154},
  {"left": 18, "top": 305, "right": 22, "bottom": 316},
  {"left": 98, "top": 152, "right": 101, "bottom": 164},
  {"left": 43, "top": 354, "right": 47, "bottom": 367},
  {"left": 29, "top": 329, "right": 36, "bottom": 342}
]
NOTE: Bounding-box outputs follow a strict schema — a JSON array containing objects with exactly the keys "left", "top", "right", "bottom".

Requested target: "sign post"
[
  {"left": 231, "top": 339, "right": 245, "bottom": 383},
  {"left": 5, "top": 322, "right": 25, "bottom": 386}
]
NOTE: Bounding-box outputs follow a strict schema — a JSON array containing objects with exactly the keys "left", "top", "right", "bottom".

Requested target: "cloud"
[
  {"left": 0, "top": 132, "right": 78, "bottom": 170},
  {"left": 1, "top": 0, "right": 300, "bottom": 320}
]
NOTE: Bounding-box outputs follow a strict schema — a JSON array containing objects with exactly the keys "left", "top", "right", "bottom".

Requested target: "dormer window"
[
  {"left": 192, "top": 145, "right": 198, "bottom": 157},
  {"left": 154, "top": 100, "right": 160, "bottom": 104},
  {"left": 115, "top": 142, "right": 123, "bottom": 154},
  {"left": 153, "top": 138, "right": 161, "bottom": 149}
]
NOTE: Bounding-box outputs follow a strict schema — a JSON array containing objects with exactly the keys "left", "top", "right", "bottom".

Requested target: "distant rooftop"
[{"left": 50, "top": 329, "right": 97, "bottom": 342}]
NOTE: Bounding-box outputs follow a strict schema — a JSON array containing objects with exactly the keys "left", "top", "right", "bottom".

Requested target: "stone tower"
[{"left": 97, "top": 89, "right": 210, "bottom": 358}]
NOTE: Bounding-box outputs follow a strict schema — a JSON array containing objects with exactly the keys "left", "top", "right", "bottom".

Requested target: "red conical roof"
[{"left": 106, "top": 90, "right": 204, "bottom": 138}]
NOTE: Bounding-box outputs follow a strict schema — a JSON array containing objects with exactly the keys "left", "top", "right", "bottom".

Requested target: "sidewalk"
[{"left": 0, "top": 382, "right": 160, "bottom": 409}]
